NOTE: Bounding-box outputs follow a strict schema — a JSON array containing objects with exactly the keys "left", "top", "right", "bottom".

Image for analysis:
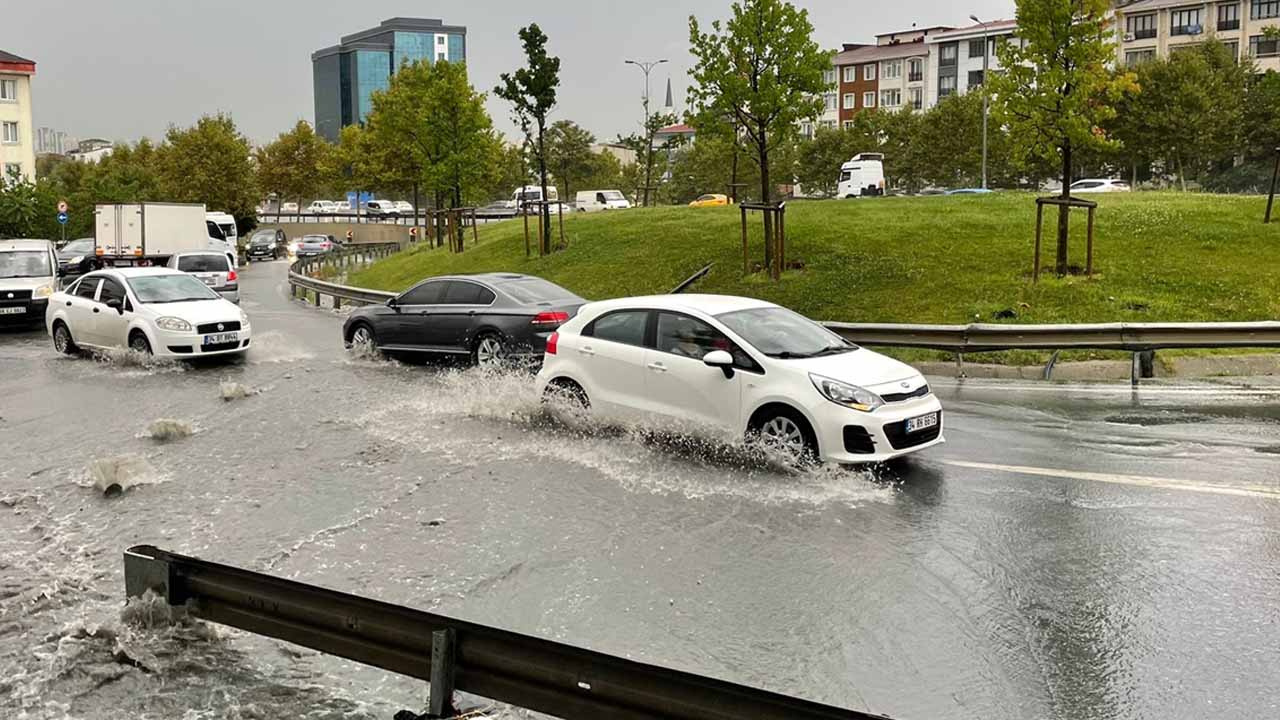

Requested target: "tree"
[
  {"left": 688, "top": 0, "right": 829, "bottom": 267},
  {"left": 256, "top": 121, "right": 328, "bottom": 220},
  {"left": 480, "top": 141, "right": 530, "bottom": 202},
  {"left": 496, "top": 24, "right": 561, "bottom": 254},
  {"left": 154, "top": 114, "right": 259, "bottom": 230},
  {"left": 990, "top": 0, "right": 1137, "bottom": 276},
  {"left": 545, "top": 120, "right": 596, "bottom": 204}
]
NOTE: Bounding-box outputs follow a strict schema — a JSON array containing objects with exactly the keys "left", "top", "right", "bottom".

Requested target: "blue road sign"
[{"left": 57, "top": 212, "right": 68, "bottom": 225}]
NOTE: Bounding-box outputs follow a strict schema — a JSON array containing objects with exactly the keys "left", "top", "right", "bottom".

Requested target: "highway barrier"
[
  {"left": 123, "top": 545, "right": 892, "bottom": 720},
  {"left": 288, "top": 243, "right": 399, "bottom": 309}
]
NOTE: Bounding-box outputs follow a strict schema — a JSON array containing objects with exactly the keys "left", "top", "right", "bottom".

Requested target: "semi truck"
[{"left": 94, "top": 203, "right": 236, "bottom": 268}]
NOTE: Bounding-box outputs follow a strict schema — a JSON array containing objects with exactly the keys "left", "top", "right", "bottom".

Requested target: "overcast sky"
[{"left": 9, "top": 0, "right": 1013, "bottom": 147}]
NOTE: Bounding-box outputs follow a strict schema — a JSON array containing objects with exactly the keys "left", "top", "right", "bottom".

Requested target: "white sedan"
[
  {"left": 1069, "top": 178, "right": 1131, "bottom": 193},
  {"left": 535, "top": 294, "right": 943, "bottom": 466},
  {"left": 46, "top": 267, "right": 251, "bottom": 359}
]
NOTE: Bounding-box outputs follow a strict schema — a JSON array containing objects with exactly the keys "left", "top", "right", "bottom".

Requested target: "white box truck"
[{"left": 94, "top": 203, "right": 236, "bottom": 267}]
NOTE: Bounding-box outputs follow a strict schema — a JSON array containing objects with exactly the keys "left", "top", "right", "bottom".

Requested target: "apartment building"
[
  {"left": 827, "top": 27, "right": 954, "bottom": 124},
  {"left": 1116, "top": 0, "right": 1280, "bottom": 69},
  {"left": 0, "top": 50, "right": 36, "bottom": 182},
  {"left": 925, "top": 20, "right": 1018, "bottom": 108}
]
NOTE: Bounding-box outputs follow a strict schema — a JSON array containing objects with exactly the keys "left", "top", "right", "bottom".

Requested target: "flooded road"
[{"left": 2, "top": 260, "right": 1279, "bottom": 720}]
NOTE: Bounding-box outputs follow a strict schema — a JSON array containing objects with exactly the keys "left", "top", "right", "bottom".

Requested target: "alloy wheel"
[
  {"left": 476, "top": 336, "right": 505, "bottom": 368},
  {"left": 758, "top": 415, "right": 809, "bottom": 465},
  {"left": 54, "top": 325, "right": 71, "bottom": 354},
  {"left": 129, "top": 334, "right": 152, "bottom": 355}
]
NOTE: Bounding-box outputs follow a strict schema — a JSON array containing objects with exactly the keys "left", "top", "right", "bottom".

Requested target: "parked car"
[
  {"left": 165, "top": 251, "right": 239, "bottom": 304},
  {"left": 535, "top": 294, "right": 944, "bottom": 467},
  {"left": 576, "top": 190, "right": 631, "bottom": 212},
  {"left": 342, "top": 274, "right": 586, "bottom": 367},
  {"left": 689, "top": 194, "right": 730, "bottom": 208},
  {"left": 1, "top": 239, "right": 58, "bottom": 327},
  {"left": 335, "top": 200, "right": 352, "bottom": 212},
  {"left": 246, "top": 229, "right": 287, "bottom": 261},
  {"left": 1069, "top": 179, "right": 1131, "bottom": 193},
  {"left": 365, "top": 200, "right": 399, "bottom": 218},
  {"left": 395, "top": 201, "right": 415, "bottom": 216},
  {"left": 280, "top": 202, "right": 300, "bottom": 214},
  {"left": 46, "top": 268, "right": 251, "bottom": 358},
  {"left": 56, "top": 237, "right": 97, "bottom": 278},
  {"left": 308, "top": 200, "right": 337, "bottom": 214},
  {"left": 945, "top": 188, "right": 994, "bottom": 195},
  {"left": 295, "top": 234, "right": 335, "bottom": 257}
]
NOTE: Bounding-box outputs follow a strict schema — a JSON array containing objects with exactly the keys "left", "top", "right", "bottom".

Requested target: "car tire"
[
  {"left": 347, "top": 323, "right": 379, "bottom": 355},
  {"left": 472, "top": 332, "right": 506, "bottom": 369},
  {"left": 543, "top": 378, "right": 590, "bottom": 409},
  {"left": 748, "top": 406, "right": 818, "bottom": 469},
  {"left": 128, "top": 330, "right": 153, "bottom": 356},
  {"left": 52, "top": 321, "right": 78, "bottom": 355}
]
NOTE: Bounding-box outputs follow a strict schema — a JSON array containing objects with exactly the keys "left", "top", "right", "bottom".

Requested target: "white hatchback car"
[
  {"left": 46, "top": 268, "right": 251, "bottom": 359},
  {"left": 1069, "top": 178, "right": 1131, "bottom": 193},
  {"left": 535, "top": 295, "right": 943, "bottom": 465}
]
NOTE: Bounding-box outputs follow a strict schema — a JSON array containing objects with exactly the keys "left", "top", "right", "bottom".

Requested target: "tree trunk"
[
  {"left": 537, "top": 124, "right": 552, "bottom": 254},
  {"left": 730, "top": 140, "right": 740, "bottom": 203},
  {"left": 643, "top": 132, "right": 655, "bottom": 208},
  {"left": 1056, "top": 142, "right": 1072, "bottom": 277},
  {"left": 412, "top": 181, "right": 420, "bottom": 238},
  {"left": 759, "top": 129, "right": 773, "bottom": 271},
  {"left": 1176, "top": 149, "right": 1187, "bottom": 192},
  {"left": 453, "top": 184, "right": 464, "bottom": 251}
]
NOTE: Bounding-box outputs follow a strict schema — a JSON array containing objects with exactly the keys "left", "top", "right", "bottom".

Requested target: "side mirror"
[
  {"left": 57, "top": 267, "right": 68, "bottom": 278},
  {"left": 106, "top": 298, "right": 124, "bottom": 314},
  {"left": 702, "top": 349, "right": 735, "bottom": 379},
  {"left": 387, "top": 297, "right": 399, "bottom": 309}
]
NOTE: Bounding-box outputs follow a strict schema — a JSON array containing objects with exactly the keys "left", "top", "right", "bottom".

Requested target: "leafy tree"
[
  {"left": 688, "top": 0, "right": 829, "bottom": 267},
  {"left": 616, "top": 110, "right": 678, "bottom": 203},
  {"left": 0, "top": 176, "right": 59, "bottom": 240},
  {"left": 545, "top": 120, "right": 596, "bottom": 204},
  {"left": 990, "top": 0, "right": 1137, "bottom": 276},
  {"left": 481, "top": 141, "right": 530, "bottom": 202},
  {"left": 496, "top": 24, "right": 561, "bottom": 253},
  {"left": 154, "top": 114, "right": 259, "bottom": 230},
  {"left": 1244, "top": 70, "right": 1280, "bottom": 161},
  {"left": 256, "top": 120, "right": 328, "bottom": 220},
  {"left": 425, "top": 61, "right": 500, "bottom": 212}
]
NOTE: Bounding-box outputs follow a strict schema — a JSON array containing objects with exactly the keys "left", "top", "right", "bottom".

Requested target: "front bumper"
[
  {"left": 0, "top": 297, "right": 48, "bottom": 324},
  {"left": 811, "top": 394, "right": 945, "bottom": 464},
  {"left": 150, "top": 325, "right": 252, "bottom": 358}
]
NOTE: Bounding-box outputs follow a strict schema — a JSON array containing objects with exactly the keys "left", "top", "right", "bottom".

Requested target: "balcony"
[
  {"left": 1219, "top": 19, "right": 1240, "bottom": 31},
  {"left": 1132, "top": 28, "right": 1157, "bottom": 40},
  {"left": 908, "top": 71, "right": 923, "bottom": 82},
  {"left": 1171, "top": 24, "right": 1203, "bottom": 36}
]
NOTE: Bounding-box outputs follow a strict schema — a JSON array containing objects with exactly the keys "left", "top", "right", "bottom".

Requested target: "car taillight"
[
  {"left": 227, "top": 269, "right": 237, "bottom": 282},
  {"left": 546, "top": 332, "right": 559, "bottom": 355},
  {"left": 322, "top": 242, "right": 331, "bottom": 249},
  {"left": 531, "top": 311, "right": 570, "bottom": 326}
]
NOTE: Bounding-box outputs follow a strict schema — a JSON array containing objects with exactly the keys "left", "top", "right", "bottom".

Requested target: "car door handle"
[
  {"left": 65, "top": 301, "right": 72, "bottom": 307},
  {"left": 92, "top": 307, "right": 100, "bottom": 313},
  {"left": 578, "top": 345, "right": 595, "bottom": 356},
  {"left": 647, "top": 362, "right": 668, "bottom": 373}
]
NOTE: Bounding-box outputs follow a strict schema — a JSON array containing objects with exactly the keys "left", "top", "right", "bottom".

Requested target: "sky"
[{"left": 7, "top": 0, "right": 1013, "bottom": 147}]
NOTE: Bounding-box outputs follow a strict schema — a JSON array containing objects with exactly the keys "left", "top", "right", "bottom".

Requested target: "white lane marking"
[
  {"left": 944, "top": 460, "right": 1280, "bottom": 500},
  {"left": 928, "top": 380, "right": 1280, "bottom": 397}
]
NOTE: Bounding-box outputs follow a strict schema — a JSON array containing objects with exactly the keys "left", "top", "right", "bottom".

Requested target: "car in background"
[
  {"left": 308, "top": 200, "right": 337, "bottom": 215},
  {"left": 246, "top": 229, "right": 287, "bottom": 261},
  {"left": 945, "top": 188, "right": 994, "bottom": 196},
  {"left": 47, "top": 268, "right": 250, "bottom": 359},
  {"left": 364, "top": 200, "right": 399, "bottom": 218},
  {"left": 57, "top": 237, "right": 97, "bottom": 278},
  {"left": 342, "top": 274, "right": 586, "bottom": 367},
  {"left": 1, "top": 239, "right": 59, "bottom": 327},
  {"left": 165, "top": 251, "right": 239, "bottom": 304},
  {"left": 1069, "top": 179, "right": 1131, "bottom": 194},
  {"left": 689, "top": 194, "right": 730, "bottom": 208},
  {"left": 535, "top": 294, "right": 943, "bottom": 467},
  {"left": 335, "top": 200, "right": 352, "bottom": 212},
  {"left": 576, "top": 190, "right": 631, "bottom": 212},
  {"left": 280, "top": 202, "right": 300, "bottom": 214},
  {"left": 395, "top": 201, "right": 415, "bottom": 216},
  {"left": 295, "top": 234, "right": 335, "bottom": 257}
]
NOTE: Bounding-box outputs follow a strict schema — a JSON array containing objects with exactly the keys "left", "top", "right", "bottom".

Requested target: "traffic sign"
[
  {"left": 345, "top": 230, "right": 354, "bottom": 241},
  {"left": 57, "top": 200, "right": 68, "bottom": 213},
  {"left": 56, "top": 212, "right": 68, "bottom": 225},
  {"left": 409, "top": 226, "right": 418, "bottom": 238}
]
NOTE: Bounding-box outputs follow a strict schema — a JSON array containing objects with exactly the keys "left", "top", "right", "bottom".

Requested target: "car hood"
[
  {"left": 141, "top": 298, "right": 242, "bottom": 323},
  {"left": 780, "top": 348, "right": 921, "bottom": 389},
  {"left": 0, "top": 275, "right": 56, "bottom": 291}
]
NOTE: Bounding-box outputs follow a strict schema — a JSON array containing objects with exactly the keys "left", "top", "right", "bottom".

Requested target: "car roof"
[
  {"left": 173, "top": 250, "right": 228, "bottom": 257},
  {"left": 583, "top": 294, "right": 775, "bottom": 316},
  {"left": 1, "top": 239, "right": 55, "bottom": 251}
]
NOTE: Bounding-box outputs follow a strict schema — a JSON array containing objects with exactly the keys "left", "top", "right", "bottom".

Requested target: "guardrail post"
[
  {"left": 313, "top": 290, "right": 321, "bottom": 308},
  {"left": 1131, "top": 353, "right": 1140, "bottom": 387},
  {"left": 1139, "top": 350, "right": 1155, "bottom": 380},
  {"left": 333, "top": 295, "right": 341, "bottom": 310},
  {"left": 955, "top": 353, "right": 966, "bottom": 379},
  {"left": 428, "top": 629, "right": 457, "bottom": 717}
]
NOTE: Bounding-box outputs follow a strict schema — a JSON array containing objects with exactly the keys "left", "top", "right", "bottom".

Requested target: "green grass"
[{"left": 352, "top": 192, "right": 1280, "bottom": 329}]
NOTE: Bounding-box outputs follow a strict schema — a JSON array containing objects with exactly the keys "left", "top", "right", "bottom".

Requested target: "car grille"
[
  {"left": 1, "top": 289, "right": 34, "bottom": 304},
  {"left": 881, "top": 384, "right": 931, "bottom": 403},
  {"left": 201, "top": 341, "right": 240, "bottom": 353},
  {"left": 842, "top": 426, "right": 876, "bottom": 454},
  {"left": 197, "top": 321, "right": 242, "bottom": 334},
  {"left": 883, "top": 411, "right": 943, "bottom": 450}
]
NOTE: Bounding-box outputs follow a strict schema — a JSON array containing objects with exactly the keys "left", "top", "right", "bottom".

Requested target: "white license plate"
[
  {"left": 905, "top": 412, "right": 939, "bottom": 434},
  {"left": 0, "top": 306, "right": 26, "bottom": 315},
  {"left": 203, "top": 332, "right": 239, "bottom": 346}
]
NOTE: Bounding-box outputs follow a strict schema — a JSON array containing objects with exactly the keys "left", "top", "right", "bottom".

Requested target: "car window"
[
  {"left": 74, "top": 277, "right": 101, "bottom": 300},
  {"left": 400, "top": 281, "right": 445, "bottom": 305},
  {"left": 585, "top": 310, "right": 648, "bottom": 347},
  {"left": 656, "top": 312, "right": 757, "bottom": 370},
  {"left": 442, "top": 281, "right": 493, "bottom": 305},
  {"left": 99, "top": 278, "right": 129, "bottom": 309},
  {"left": 176, "top": 254, "right": 231, "bottom": 272},
  {"left": 61, "top": 239, "right": 94, "bottom": 254},
  {"left": 1072, "top": 181, "right": 1102, "bottom": 189},
  {"left": 499, "top": 278, "right": 580, "bottom": 304}
]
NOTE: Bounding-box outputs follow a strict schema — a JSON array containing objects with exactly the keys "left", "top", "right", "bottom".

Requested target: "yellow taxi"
[{"left": 688, "top": 193, "right": 730, "bottom": 208}]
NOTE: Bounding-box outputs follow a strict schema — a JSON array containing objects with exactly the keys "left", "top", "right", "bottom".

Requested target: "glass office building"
[{"left": 312, "top": 18, "right": 467, "bottom": 142}]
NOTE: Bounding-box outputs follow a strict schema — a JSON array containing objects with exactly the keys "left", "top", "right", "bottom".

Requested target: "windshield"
[
  {"left": 499, "top": 277, "right": 580, "bottom": 304},
  {"left": 301, "top": 235, "right": 329, "bottom": 244},
  {"left": 602, "top": 191, "right": 625, "bottom": 201},
  {"left": 250, "top": 231, "right": 275, "bottom": 244},
  {"left": 217, "top": 223, "right": 236, "bottom": 237},
  {"left": 127, "top": 274, "right": 220, "bottom": 304},
  {"left": 60, "top": 239, "right": 95, "bottom": 255},
  {"left": 0, "top": 250, "right": 54, "bottom": 279},
  {"left": 716, "top": 307, "right": 855, "bottom": 359},
  {"left": 176, "top": 254, "right": 231, "bottom": 272}
]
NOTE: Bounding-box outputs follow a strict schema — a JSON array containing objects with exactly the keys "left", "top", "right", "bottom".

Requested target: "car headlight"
[
  {"left": 156, "top": 316, "right": 193, "bottom": 332},
  {"left": 239, "top": 309, "right": 250, "bottom": 326},
  {"left": 810, "top": 373, "right": 883, "bottom": 412},
  {"left": 34, "top": 283, "right": 54, "bottom": 298}
]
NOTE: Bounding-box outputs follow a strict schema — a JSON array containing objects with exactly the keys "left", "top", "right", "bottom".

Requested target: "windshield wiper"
[{"left": 813, "top": 344, "right": 855, "bottom": 357}]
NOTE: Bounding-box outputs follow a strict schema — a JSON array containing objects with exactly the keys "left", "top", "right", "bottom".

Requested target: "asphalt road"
[{"left": 1, "top": 259, "right": 1278, "bottom": 720}]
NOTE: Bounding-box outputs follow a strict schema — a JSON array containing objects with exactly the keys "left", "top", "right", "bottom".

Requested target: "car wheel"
[
  {"left": 348, "top": 323, "right": 379, "bottom": 355},
  {"left": 52, "top": 322, "right": 78, "bottom": 355},
  {"left": 749, "top": 407, "right": 818, "bottom": 469},
  {"left": 128, "top": 331, "right": 153, "bottom": 356},
  {"left": 472, "top": 332, "right": 506, "bottom": 369}
]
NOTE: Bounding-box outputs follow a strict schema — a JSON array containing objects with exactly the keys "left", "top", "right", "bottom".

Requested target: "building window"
[
  {"left": 968, "top": 70, "right": 985, "bottom": 88},
  {"left": 880, "top": 89, "right": 901, "bottom": 107},
  {"left": 843, "top": 120, "right": 855, "bottom": 130},
  {"left": 823, "top": 69, "right": 837, "bottom": 86},
  {"left": 0, "top": 79, "right": 15, "bottom": 102},
  {"left": 1219, "top": 3, "right": 1241, "bottom": 30},
  {"left": 437, "top": 35, "right": 445, "bottom": 45},
  {"left": 1252, "top": 0, "right": 1279, "bottom": 19},
  {"left": 1250, "top": 34, "right": 1280, "bottom": 56},
  {"left": 824, "top": 92, "right": 838, "bottom": 111},
  {"left": 801, "top": 122, "right": 814, "bottom": 138},
  {"left": 908, "top": 58, "right": 924, "bottom": 82},
  {"left": 820, "top": 119, "right": 836, "bottom": 129},
  {"left": 437, "top": 52, "right": 446, "bottom": 61},
  {"left": 940, "top": 43, "right": 958, "bottom": 66},
  {"left": 939, "top": 75, "right": 957, "bottom": 98},
  {"left": 862, "top": 91, "right": 876, "bottom": 108},
  {"left": 909, "top": 87, "right": 923, "bottom": 110},
  {"left": 1223, "top": 40, "right": 1240, "bottom": 59},
  {"left": 843, "top": 66, "right": 857, "bottom": 83},
  {"left": 1125, "top": 48, "right": 1157, "bottom": 66},
  {"left": 843, "top": 93, "right": 856, "bottom": 109},
  {"left": 1170, "top": 8, "right": 1202, "bottom": 35},
  {"left": 882, "top": 60, "right": 902, "bottom": 79},
  {"left": 1, "top": 121, "right": 17, "bottom": 144},
  {"left": 2, "top": 163, "right": 22, "bottom": 181},
  {"left": 968, "top": 38, "right": 986, "bottom": 58},
  {"left": 1126, "top": 14, "right": 1157, "bottom": 40},
  {"left": 863, "top": 64, "right": 876, "bottom": 81}
]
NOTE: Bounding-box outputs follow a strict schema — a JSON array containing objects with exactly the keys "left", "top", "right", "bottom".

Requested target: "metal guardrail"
[
  {"left": 260, "top": 210, "right": 517, "bottom": 225},
  {"left": 124, "top": 545, "right": 891, "bottom": 720},
  {"left": 288, "top": 243, "right": 400, "bottom": 309}
]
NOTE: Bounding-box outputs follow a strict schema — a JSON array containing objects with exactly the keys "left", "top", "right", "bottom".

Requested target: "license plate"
[
  {"left": 0, "top": 306, "right": 26, "bottom": 314},
  {"left": 203, "top": 332, "right": 239, "bottom": 345},
  {"left": 201, "top": 277, "right": 220, "bottom": 286},
  {"left": 905, "top": 412, "right": 939, "bottom": 434}
]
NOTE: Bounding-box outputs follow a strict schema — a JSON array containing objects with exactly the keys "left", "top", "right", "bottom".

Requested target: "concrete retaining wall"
[{"left": 256, "top": 222, "right": 411, "bottom": 248}]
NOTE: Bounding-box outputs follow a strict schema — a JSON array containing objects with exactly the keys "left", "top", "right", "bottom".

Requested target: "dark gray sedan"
[{"left": 342, "top": 274, "right": 585, "bottom": 366}]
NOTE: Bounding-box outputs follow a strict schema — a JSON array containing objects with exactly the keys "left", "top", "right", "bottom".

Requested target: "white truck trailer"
[{"left": 94, "top": 203, "right": 236, "bottom": 267}]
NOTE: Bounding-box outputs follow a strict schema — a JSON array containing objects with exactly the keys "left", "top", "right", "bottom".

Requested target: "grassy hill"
[{"left": 351, "top": 192, "right": 1280, "bottom": 328}]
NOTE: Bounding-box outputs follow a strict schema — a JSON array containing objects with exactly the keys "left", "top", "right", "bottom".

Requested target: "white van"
[
  {"left": 206, "top": 212, "right": 240, "bottom": 263},
  {"left": 837, "top": 153, "right": 886, "bottom": 198},
  {"left": 0, "top": 239, "right": 59, "bottom": 326},
  {"left": 512, "top": 185, "right": 560, "bottom": 213},
  {"left": 575, "top": 190, "right": 631, "bottom": 212}
]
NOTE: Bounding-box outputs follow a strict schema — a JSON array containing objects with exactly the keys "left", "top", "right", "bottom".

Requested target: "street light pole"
[
  {"left": 625, "top": 58, "right": 668, "bottom": 207},
  {"left": 970, "top": 14, "right": 990, "bottom": 190}
]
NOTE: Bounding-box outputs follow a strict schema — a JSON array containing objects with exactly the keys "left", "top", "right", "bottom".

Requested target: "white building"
[
  {"left": 1116, "top": 0, "right": 1280, "bottom": 70},
  {"left": 801, "top": 64, "right": 841, "bottom": 138},
  {"left": 0, "top": 49, "right": 36, "bottom": 182},
  {"left": 925, "top": 20, "right": 1018, "bottom": 109}
]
